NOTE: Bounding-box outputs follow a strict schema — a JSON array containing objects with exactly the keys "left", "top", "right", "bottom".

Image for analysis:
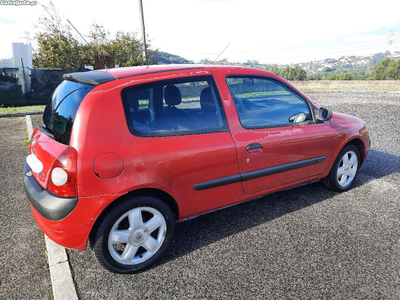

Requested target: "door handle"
[{"left": 246, "top": 143, "right": 262, "bottom": 152}]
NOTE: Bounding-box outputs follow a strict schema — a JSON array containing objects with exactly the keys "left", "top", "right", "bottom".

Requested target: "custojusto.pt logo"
[{"left": 1, "top": 0, "right": 37, "bottom": 5}]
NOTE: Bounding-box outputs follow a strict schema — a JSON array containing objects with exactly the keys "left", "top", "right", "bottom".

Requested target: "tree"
[
  {"left": 266, "top": 65, "right": 307, "bottom": 81},
  {"left": 371, "top": 58, "right": 390, "bottom": 80},
  {"left": 325, "top": 72, "right": 352, "bottom": 80},
  {"left": 307, "top": 74, "right": 317, "bottom": 80},
  {"left": 371, "top": 53, "right": 386, "bottom": 65},
  {"left": 200, "top": 59, "right": 212, "bottom": 64},
  {"left": 33, "top": 1, "right": 155, "bottom": 69},
  {"left": 371, "top": 58, "right": 400, "bottom": 80},
  {"left": 338, "top": 72, "right": 353, "bottom": 80},
  {"left": 293, "top": 66, "right": 307, "bottom": 80},
  {"left": 385, "top": 59, "right": 400, "bottom": 80},
  {"left": 33, "top": 2, "right": 91, "bottom": 68},
  {"left": 270, "top": 65, "right": 280, "bottom": 75},
  {"left": 88, "top": 23, "right": 156, "bottom": 67},
  {"left": 326, "top": 73, "right": 339, "bottom": 80}
]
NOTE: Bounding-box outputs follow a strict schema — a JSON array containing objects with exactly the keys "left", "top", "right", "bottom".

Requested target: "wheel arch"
[
  {"left": 321, "top": 136, "right": 366, "bottom": 181},
  {"left": 88, "top": 188, "right": 179, "bottom": 249},
  {"left": 322, "top": 138, "right": 364, "bottom": 192},
  {"left": 344, "top": 137, "right": 365, "bottom": 165}
]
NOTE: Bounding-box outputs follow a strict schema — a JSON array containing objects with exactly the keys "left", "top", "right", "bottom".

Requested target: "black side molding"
[
  {"left": 23, "top": 163, "right": 78, "bottom": 221},
  {"left": 193, "top": 174, "right": 242, "bottom": 191},
  {"left": 241, "top": 157, "right": 325, "bottom": 182},
  {"left": 193, "top": 156, "right": 325, "bottom": 191}
]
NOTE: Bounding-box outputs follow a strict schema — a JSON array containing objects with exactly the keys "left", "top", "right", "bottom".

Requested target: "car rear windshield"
[{"left": 43, "top": 80, "right": 94, "bottom": 145}]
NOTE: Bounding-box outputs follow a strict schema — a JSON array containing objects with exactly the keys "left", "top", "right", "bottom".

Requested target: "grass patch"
[{"left": 0, "top": 105, "right": 45, "bottom": 115}]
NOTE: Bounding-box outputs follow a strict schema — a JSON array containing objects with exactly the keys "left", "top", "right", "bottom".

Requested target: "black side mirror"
[{"left": 317, "top": 107, "right": 333, "bottom": 122}]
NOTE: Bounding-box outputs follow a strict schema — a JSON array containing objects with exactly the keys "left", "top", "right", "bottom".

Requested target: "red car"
[{"left": 23, "top": 65, "right": 370, "bottom": 273}]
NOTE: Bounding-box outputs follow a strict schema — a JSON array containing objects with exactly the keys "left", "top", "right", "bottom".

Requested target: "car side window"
[
  {"left": 226, "top": 77, "right": 313, "bottom": 129},
  {"left": 122, "top": 76, "right": 228, "bottom": 137}
]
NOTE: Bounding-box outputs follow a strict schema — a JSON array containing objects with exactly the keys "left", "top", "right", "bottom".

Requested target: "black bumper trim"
[{"left": 23, "top": 163, "right": 78, "bottom": 221}]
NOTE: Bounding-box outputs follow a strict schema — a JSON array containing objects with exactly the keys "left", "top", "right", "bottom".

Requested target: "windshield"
[{"left": 43, "top": 80, "right": 94, "bottom": 145}]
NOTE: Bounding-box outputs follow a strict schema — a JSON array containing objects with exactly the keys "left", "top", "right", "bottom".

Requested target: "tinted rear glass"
[{"left": 43, "top": 80, "right": 94, "bottom": 145}]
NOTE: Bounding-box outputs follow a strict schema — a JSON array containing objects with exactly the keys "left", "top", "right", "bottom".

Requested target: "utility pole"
[{"left": 138, "top": 0, "right": 148, "bottom": 64}]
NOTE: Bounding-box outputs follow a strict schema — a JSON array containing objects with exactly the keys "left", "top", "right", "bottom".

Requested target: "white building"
[{"left": 0, "top": 43, "right": 33, "bottom": 94}]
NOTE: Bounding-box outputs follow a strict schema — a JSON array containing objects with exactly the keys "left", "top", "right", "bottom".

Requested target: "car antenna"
[{"left": 67, "top": 19, "right": 111, "bottom": 69}]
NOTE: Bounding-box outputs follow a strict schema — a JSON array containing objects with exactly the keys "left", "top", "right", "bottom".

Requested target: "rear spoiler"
[{"left": 63, "top": 70, "right": 116, "bottom": 86}]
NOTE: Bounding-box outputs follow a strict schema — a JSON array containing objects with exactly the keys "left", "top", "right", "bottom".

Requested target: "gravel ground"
[
  {"left": 65, "top": 90, "right": 399, "bottom": 299},
  {"left": 0, "top": 117, "right": 52, "bottom": 299}
]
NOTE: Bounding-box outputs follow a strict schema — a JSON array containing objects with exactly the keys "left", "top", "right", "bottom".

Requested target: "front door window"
[{"left": 226, "top": 77, "right": 313, "bottom": 129}]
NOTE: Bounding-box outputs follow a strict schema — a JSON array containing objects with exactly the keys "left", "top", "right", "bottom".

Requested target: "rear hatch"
[{"left": 28, "top": 80, "right": 94, "bottom": 189}]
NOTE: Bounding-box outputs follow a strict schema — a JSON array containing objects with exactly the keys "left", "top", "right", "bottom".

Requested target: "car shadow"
[{"left": 157, "top": 149, "right": 400, "bottom": 267}]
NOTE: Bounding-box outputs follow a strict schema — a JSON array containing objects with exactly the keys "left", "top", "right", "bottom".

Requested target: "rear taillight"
[{"left": 47, "top": 147, "right": 78, "bottom": 197}]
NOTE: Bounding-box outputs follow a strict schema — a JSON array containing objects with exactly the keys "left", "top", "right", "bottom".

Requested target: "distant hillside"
[
  {"left": 150, "top": 50, "right": 400, "bottom": 79},
  {"left": 294, "top": 52, "right": 400, "bottom": 80},
  {"left": 152, "top": 51, "right": 194, "bottom": 65},
  {"left": 247, "top": 52, "right": 400, "bottom": 73},
  {"left": 296, "top": 53, "right": 393, "bottom": 73}
]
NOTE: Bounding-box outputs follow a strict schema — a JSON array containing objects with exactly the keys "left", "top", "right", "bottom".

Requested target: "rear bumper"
[
  {"left": 24, "top": 162, "right": 124, "bottom": 250},
  {"left": 29, "top": 204, "right": 89, "bottom": 250},
  {"left": 23, "top": 163, "right": 77, "bottom": 221}
]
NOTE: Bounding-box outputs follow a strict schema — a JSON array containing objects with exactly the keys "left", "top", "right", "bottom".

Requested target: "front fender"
[{"left": 329, "top": 112, "right": 370, "bottom": 166}]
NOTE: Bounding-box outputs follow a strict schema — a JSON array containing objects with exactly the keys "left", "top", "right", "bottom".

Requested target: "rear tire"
[
  {"left": 322, "top": 145, "right": 360, "bottom": 192},
  {"left": 93, "top": 196, "right": 175, "bottom": 273}
]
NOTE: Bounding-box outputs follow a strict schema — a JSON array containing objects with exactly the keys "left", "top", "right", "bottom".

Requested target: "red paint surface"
[{"left": 93, "top": 153, "right": 124, "bottom": 179}]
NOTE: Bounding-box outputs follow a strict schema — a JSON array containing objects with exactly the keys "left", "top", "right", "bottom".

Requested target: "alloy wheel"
[
  {"left": 108, "top": 207, "right": 167, "bottom": 265},
  {"left": 336, "top": 150, "right": 358, "bottom": 188}
]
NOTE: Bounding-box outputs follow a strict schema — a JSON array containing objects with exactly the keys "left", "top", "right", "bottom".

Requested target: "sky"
[{"left": 0, "top": 0, "right": 399, "bottom": 65}]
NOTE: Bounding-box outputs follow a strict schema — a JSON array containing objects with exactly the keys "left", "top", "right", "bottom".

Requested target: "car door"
[
  {"left": 118, "top": 73, "right": 244, "bottom": 219},
  {"left": 220, "top": 74, "right": 335, "bottom": 195}
]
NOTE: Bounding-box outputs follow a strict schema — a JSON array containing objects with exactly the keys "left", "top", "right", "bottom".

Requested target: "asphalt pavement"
[
  {"left": 67, "top": 90, "right": 399, "bottom": 299},
  {"left": 2, "top": 90, "right": 399, "bottom": 299}
]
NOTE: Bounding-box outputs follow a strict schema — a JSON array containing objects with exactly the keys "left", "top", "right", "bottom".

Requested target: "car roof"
[
  {"left": 106, "top": 64, "right": 208, "bottom": 79},
  {"left": 63, "top": 64, "right": 271, "bottom": 86}
]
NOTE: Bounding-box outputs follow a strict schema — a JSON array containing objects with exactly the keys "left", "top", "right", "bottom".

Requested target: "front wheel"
[
  {"left": 322, "top": 145, "right": 360, "bottom": 192},
  {"left": 92, "top": 196, "right": 175, "bottom": 273}
]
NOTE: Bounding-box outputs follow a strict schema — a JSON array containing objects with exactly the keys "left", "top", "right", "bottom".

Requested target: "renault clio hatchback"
[{"left": 23, "top": 65, "right": 370, "bottom": 273}]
